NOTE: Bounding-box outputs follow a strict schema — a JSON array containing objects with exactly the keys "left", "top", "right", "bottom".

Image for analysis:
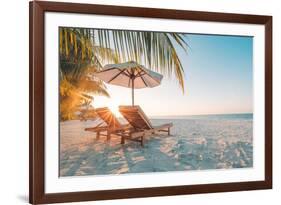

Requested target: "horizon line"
[{"left": 147, "top": 112, "right": 253, "bottom": 118}]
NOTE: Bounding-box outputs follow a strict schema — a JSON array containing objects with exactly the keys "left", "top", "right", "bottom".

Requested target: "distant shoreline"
[{"left": 149, "top": 113, "right": 253, "bottom": 120}]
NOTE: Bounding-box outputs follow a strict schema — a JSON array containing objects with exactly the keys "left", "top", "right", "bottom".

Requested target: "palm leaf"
[{"left": 96, "top": 29, "right": 188, "bottom": 92}]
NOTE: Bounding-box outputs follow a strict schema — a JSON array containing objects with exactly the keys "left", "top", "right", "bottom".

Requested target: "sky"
[{"left": 93, "top": 33, "right": 253, "bottom": 117}]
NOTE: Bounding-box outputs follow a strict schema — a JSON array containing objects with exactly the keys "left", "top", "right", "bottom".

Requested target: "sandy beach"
[{"left": 59, "top": 114, "right": 253, "bottom": 177}]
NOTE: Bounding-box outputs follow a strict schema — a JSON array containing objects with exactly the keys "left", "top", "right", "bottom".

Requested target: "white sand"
[{"left": 60, "top": 117, "right": 253, "bottom": 177}]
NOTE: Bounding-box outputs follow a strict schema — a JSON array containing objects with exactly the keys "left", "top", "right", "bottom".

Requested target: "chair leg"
[
  {"left": 96, "top": 131, "right": 100, "bottom": 140},
  {"left": 168, "top": 128, "right": 170, "bottom": 135},
  {"left": 107, "top": 131, "right": 111, "bottom": 141},
  {"left": 121, "top": 136, "right": 125, "bottom": 144},
  {"left": 140, "top": 136, "right": 144, "bottom": 147}
]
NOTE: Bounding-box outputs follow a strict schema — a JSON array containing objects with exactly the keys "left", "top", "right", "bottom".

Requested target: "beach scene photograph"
[{"left": 59, "top": 27, "right": 253, "bottom": 177}]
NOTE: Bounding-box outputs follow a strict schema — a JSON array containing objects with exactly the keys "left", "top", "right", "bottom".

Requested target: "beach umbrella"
[{"left": 94, "top": 61, "right": 163, "bottom": 105}]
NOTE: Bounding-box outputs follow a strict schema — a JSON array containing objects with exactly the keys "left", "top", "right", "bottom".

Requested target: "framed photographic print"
[{"left": 29, "top": 1, "right": 272, "bottom": 204}]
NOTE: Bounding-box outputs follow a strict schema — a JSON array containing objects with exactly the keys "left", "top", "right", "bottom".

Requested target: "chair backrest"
[
  {"left": 95, "top": 107, "right": 121, "bottom": 129},
  {"left": 119, "top": 105, "right": 153, "bottom": 130}
]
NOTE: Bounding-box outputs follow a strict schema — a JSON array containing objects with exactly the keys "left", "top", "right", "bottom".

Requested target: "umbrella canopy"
[{"left": 94, "top": 61, "right": 163, "bottom": 105}]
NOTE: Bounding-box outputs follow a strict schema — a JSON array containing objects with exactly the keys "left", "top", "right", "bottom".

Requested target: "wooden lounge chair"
[
  {"left": 119, "top": 105, "right": 173, "bottom": 145},
  {"left": 84, "top": 107, "right": 144, "bottom": 143}
]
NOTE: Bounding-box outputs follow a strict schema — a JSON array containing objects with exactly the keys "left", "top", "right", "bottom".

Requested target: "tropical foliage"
[
  {"left": 59, "top": 28, "right": 113, "bottom": 120},
  {"left": 95, "top": 30, "right": 188, "bottom": 91},
  {"left": 59, "top": 27, "right": 189, "bottom": 120}
]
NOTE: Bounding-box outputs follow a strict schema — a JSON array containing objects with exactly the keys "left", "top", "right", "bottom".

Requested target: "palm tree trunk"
[{"left": 132, "top": 78, "right": 134, "bottom": 106}]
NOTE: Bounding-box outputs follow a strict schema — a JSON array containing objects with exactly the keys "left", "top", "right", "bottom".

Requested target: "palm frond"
[
  {"left": 96, "top": 30, "right": 188, "bottom": 92},
  {"left": 59, "top": 27, "right": 189, "bottom": 120}
]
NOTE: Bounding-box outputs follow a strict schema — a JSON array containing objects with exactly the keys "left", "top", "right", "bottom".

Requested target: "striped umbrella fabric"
[{"left": 94, "top": 61, "right": 163, "bottom": 105}]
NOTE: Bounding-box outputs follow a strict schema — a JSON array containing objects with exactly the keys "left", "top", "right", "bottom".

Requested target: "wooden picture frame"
[{"left": 29, "top": 1, "right": 272, "bottom": 204}]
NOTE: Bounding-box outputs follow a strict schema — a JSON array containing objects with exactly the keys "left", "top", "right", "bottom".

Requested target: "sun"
[{"left": 108, "top": 103, "right": 121, "bottom": 117}]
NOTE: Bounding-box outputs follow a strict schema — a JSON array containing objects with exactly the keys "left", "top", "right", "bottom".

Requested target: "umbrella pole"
[{"left": 132, "top": 78, "right": 134, "bottom": 106}]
